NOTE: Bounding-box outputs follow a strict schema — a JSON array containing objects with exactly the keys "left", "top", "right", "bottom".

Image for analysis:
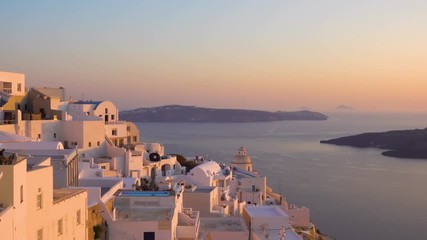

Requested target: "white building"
[
  {"left": 231, "top": 168, "right": 267, "bottom": 206},
  {"left": 231, "top": 146, "right": 253, "bottom": 172},
  {"left": 0, "top": 154, "right": 88, "bottom": 240},
  {"left": 183, "top": 161, "right": 243, "bottom": 218},
  {"left": 186, "top": 161, "right": 232, "bottom": 194},
  {"left": 67, "top": 100, "right": 118, "bottom": 123},
  {"left": 243, "top": 205, "right": 303, "bottom": 240},
  {"left": 103, "top": 187, "right": 200, "bottom": 240},
  {"left": 198, "top": 217, "right": 249, "bottom": 240},
  {"left": 0, "top": 71, "right": 25, "bottom": 96},
  {"left": 0, "top": 74, "right": 140, "bottom": 153}
]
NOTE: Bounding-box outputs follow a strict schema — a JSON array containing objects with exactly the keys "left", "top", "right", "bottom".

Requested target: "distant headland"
[
  {"left": 120, "top": 105, "right": 328, "bottom": 122},
  {"left": 320, "top": 128, "right": 427, "bottom": 159}
]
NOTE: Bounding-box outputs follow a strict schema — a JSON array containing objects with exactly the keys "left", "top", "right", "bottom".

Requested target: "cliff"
[
  {"left": 320, "top": 128, "right": 427, "bottom": 159},
  {"left": 120, "top": 105, "right": 328, "bottom": 122}
]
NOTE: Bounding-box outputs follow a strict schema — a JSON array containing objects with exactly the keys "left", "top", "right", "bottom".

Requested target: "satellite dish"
[{"left": 149, "top": 153, "right": 161, "bottom": 162}]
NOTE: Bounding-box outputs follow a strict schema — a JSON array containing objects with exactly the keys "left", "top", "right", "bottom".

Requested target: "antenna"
[{"left": 260, "top": 223, "right": 269, "bottom": 239}]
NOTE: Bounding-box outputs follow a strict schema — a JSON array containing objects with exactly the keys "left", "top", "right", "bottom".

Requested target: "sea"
[{"left": 135, "top": 112, "right": 427, "bottom": 240}]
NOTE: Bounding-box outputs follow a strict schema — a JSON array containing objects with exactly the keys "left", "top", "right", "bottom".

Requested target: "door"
[{"left": 143, "top": 232, "right": 155, "bottom": 240}]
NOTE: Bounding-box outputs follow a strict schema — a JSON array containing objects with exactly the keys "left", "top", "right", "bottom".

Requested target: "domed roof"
[{"left": 232, "top": 146, "right": 252, "bottom": 164}]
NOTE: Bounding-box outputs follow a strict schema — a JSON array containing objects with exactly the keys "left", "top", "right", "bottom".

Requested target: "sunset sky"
[{"left": 1, "top": 1, "right": 426, "bottom": 112}]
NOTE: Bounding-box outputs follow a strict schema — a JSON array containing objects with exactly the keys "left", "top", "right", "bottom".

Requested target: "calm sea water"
[{"left": 136, "top": 112, "right": 427, "bottom": 240}]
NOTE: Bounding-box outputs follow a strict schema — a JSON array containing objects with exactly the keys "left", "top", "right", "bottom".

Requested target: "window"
[
  {"left": 133, "top": 136, "right": 137, "bottom": 142},
  {"left": 17, "top": 83, "right": 22, "bottom": 92},
  {"left": 36, "top": 193, "right": 42, "bottom": 209},
  {"left": 20, "top": 185, "right": 23, "bottom": 203},
  {"left": 144, "top": 232, "right": 155, "bottom": 240},
  {"left": 76, "top": 210, "right": 81, "bottom": 225},
  {"left": 111, "top": 114, "right": 115, "bottom": 120},
  {"left": 3, "top": 82, "right": 12, "bottom": 93},
  {"left": 38, "top": 134, "right": 41, "bottom": 139},
  {"left": 53, "top": 133, "right": 56, "bottom": 138},
  {"left": 57, "top": 219, "right": 63, "bottom": 236},
  {"left": 105, "top": 108, "right": 108, "bottom": 114},
  {"left": 112, "top": 129, "right": 117, "bottom": 136},
  {"left": 37, "top": 228, "right": 43, "bottom": 240},
  {"left": 97, "top": 141, "right": 100, "bottom": 146},
  {"left": 88, "top": 142, "right": 92, "bottom": 147},
  {"left": 127, "top": 126, "right": 131, "bottom": 131}
]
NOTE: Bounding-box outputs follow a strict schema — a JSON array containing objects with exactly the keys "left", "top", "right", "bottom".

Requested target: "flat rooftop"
[
  {"left": 233, "top": 168, "right": 262, "bottom": 179},
  {"left": 8, "top": 149, "right": 76, "bottom": 159},
  {"left": 0, "top": 153, "right": 25, "bottom": 166},
  {"left": 199, "top": 217, "right": 248, "bottom": 232},
  {"left": 193, "top": 187, "right": 215, "bottom": 193},
  {"left": 26, "top": 156, "right": 50, "bottom": 171},
  {"left": 53, "top": 188, "right": 86, "bottom": 204},
  {"left": 245, "top": 206, "right": 288, "bottom": 217},
  {"left": 252, "top": 229, "right": 302, "bottom": 240},
  {"left": 115, "top": 207, "right": 173, "bottom": 221},
  {"left": 114, "top": 189, "right": 172, "bottom": 197}
]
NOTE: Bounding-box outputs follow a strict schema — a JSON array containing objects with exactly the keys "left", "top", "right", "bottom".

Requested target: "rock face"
[
  {"left": 320, "top": 128, "right": 427, "bottom": 159},
  {"left": 120, "top": 105, "right": 328, "bottom": 122}
]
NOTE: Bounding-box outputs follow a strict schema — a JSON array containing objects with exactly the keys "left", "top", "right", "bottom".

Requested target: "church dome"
[{"left": 232, "top": 146, "right": 252, "bottom": 164}]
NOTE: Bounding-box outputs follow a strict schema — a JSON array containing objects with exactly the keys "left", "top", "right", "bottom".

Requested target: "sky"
[{"left": 0, "top": 1, "right": 426, "bottom": 112}]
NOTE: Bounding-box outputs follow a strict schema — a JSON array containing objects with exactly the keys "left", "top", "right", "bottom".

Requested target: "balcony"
[{"left": 176, "top": 208, "right": 200, "bottom": 239}]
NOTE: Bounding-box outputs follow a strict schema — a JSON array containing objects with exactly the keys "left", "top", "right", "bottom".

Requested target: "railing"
[
  {"left": 177, "top": 209, "right": 200, "bottom": 239},
  {"left": 131, "top": 151, "right": 142, "bottom": 156},
  {"left": 0, "top": 120, "right": 15, "bottom": 125},
  {"left": 182, "top": 208, "right": 199, "bottom": 220},
  {"left": 105, "top": 121, "right": 127, "bottom": 125}
]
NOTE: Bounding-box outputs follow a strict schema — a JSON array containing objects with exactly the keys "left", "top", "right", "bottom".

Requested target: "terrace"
[
  {"left": 114, "top": 207, "right": 173, "bottom": 222},
  {"left": 176, "top": 208, "right": 200, "bottom": 239},
  {"left": 112, "top": 190, "right": 180, "bottom": 222},
  {"left": 198, "top": 217, "right": 249, "bottom": 240},
  {"left": 53, "top": 188, "right": 86, "bottom": 204},
  {"left": 200, "top": 217, "right": 247, "bottom": 232}
]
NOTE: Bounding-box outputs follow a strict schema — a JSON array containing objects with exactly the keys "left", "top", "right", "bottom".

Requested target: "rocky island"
[
  {"left": 320, "top": 128, "right": 427, "bottom": 159},
  {"left": 120, "top": 105, "right": 328, "bottom": 122}
]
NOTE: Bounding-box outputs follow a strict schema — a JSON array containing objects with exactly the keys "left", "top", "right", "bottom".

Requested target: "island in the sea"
[
  {"left": 119, "top": 105, "right": 328, "bottom": 122},
  {"left": 320, "top": 128, "right": 427, "bottom": 159}
]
